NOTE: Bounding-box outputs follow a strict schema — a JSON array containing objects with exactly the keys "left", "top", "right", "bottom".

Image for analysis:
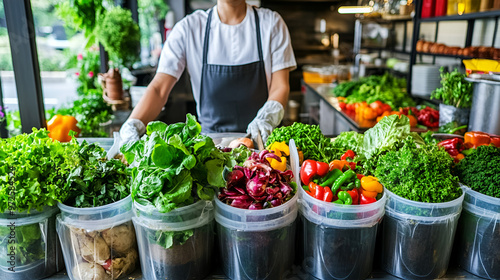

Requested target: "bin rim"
[
  {"left": 57, "top": 195, "right": 133, "bottom": 230},
  {"left": 214, "top": 192, "right": 298, "bottom": 231},
  {"left": 133, "top": 199, "right": 214, "bottom": 231},
  {"left": 298, "top": 186, "right": 387, "bottom": 228},
  {"left": 0, "top": 205, "right": 59, "bottom": 226}
]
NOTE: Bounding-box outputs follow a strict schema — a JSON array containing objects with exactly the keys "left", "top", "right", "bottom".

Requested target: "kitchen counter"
[
  {"left": 303, "top": 81, "right": 433, "bottom": 136},
  {"left": 303, "top": 81, "right": 375, "bottom": 136},
  {"left": 46, "top": 264, "right": 483, "bottom": 279}
]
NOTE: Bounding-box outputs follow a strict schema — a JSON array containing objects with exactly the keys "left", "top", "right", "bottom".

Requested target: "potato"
[
  {"left": 72, "top": 262, "right": 111, "bottom": 280},
  {"left": 101, "top": 223, "right": 136, "bottom": 254}
]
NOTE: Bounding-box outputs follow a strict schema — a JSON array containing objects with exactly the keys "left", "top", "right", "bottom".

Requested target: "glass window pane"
[
  {"left": 0, "top": 1, "right": 20, "bottom": 136},
  {"left": 33, "top": 0, "right": 80, "bottom": 112}
]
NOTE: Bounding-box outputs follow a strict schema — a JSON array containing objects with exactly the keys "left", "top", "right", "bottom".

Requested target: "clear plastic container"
[
  {"left": 215, "top": 193, "right": 298, "bottom": 280},
  {"left": 0, "top": 206, "right": 63, "bottom": 280},
  {"left": 56, "top": 195, "right": 138, "bottom": 280},
  {"left": 455, "top": 186, "right": 500, "bottom": 279},
  {"left": 298, "top": 186, "right": 387, "bottom": 280},
  {"left": 381, "top": 188, "right": 465, "bottom": 279},
  {"left": 133, "top": 199, "right": 214, "bottom": 280}
]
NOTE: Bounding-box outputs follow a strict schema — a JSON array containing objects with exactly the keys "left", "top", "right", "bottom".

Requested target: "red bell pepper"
[
  {"left": 300, "top": 160, "right": 330, "bottom": 185},
  {"left": 347, "top": 188, "right": 359, "bottom": 205},
  {"left": 323, "top": 187, "right": 334, "bottom": 202},
  {"left": 348, "top": 162, "right": 356, "bottom": 170},
  {"left": 339, "top": 102, "right": 347, "bottom": 111},
  {"left": 340, "top": 149, "right": 356, "bottom": 161},
  {"left": 360, "top": 193, "right": 377, "bottom": 204},
  {"left": 356, "top": 174, "right": 364, "bottom": 180},
  {"left": 417, "top": 107, "right": 439, "bottom": 128}
]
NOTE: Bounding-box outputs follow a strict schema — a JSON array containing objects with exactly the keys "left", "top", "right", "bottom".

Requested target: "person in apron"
[{"left": 119, "top": 0, "right": 296, "bottom": 145}]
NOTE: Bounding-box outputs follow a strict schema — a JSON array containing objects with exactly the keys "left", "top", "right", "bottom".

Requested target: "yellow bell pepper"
[
  {"left": 267, "top": 156, "right": 287, "bottom": 171},
  {"left": 361, "top": 176, "right": 383, "bottom": 193},
  {"left": 360, "top": 187, "right": 378, "bottom": 198},
  {"left": 47, "top": 115, "right": 81, "bottom": 142},
  {"left": 268, "top": 141, "right": 290, "bottom": 156}
]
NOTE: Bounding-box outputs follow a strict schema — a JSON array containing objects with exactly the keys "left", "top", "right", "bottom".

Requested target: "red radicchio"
[{"left": 219, "top": 150, "right": 295, "bottom": 209}]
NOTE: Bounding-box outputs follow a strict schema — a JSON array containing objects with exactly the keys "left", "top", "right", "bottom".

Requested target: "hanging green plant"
[
  {"left": 55, "top": 0, "right": 107, "bottom": 48},
  {"left": 96, "top": 6, "right": 141, "bottom": 68}
]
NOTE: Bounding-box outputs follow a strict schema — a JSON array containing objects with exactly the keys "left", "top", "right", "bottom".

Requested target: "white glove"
[
  {"left": 246, "top": 100, "right": 284, "bottom": 144},
  {"left": 119, "top": 118, "right": 146, "bottom": 147}
]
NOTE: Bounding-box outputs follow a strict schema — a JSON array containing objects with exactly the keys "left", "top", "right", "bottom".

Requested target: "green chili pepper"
[
  {"left": 333, "top": 191, "right": 353, "bottom": 205},
  {"left": 355, "top": 178, "right": 361, "bottom": 189},
  {"left": 319, "top": 169, "right": 343, "bottom": 187},
  {"left": 341, "top": 182, "right": 355, "bottom": 191},
  {"left": 331, "top": 169, "right": 356, "bottom": 193}
]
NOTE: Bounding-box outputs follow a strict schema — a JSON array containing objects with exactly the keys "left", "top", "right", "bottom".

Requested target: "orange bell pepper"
[
  {"left": 363, "top": 107, "right": 378, "bottom": 120},
  {"left": 407, "top": 115, "right": 418, "bottom": 127},
  {"left": 47, "top": 115, "right": 81, "bottom": 142},
  {"left": 464, "top": 131, "right": 491, "bottom": 149}
]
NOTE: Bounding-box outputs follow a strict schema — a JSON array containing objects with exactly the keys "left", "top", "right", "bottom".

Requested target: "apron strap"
[
  {"left": 202, "top": 9, "right": 214, "bottom": 65},
  {"left": 202, "top": 6, "right": 264, "bottom": 65},
  {"left": 252, "top": 7, "right": 264, "bottom": 62}
]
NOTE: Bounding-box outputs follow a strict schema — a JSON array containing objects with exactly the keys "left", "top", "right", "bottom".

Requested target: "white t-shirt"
[{"left": 157, "top": 4, "right": 297, "bottom": 104}]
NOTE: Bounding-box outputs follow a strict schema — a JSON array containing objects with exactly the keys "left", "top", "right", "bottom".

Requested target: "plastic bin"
[
  {"left": 56, "top": 195, "right": 138, "bottom": 280},
  {"left": 0, "top": 206, "right": 63, "bottom": 280},
  {"left": 133, "top": 199, "right": 214, "bottom": 280},
  {"left": 381, "top": 188, "right": 465, "bottom": 279},
  {"left": 215, "top": 193, "right": 298, "bottom": 280},
  {"left": 298, "top": 187, "right": 387, "bottom": 280},
  {"left": 455, "top": 187, "right": 500, "bottom": 279}
]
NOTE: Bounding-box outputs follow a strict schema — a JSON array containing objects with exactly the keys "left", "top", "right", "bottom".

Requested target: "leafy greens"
[
  {"left": 374, "top": 137, "right": 462, "bottom": 203},
  {"left": 63, "top": 142, "right": 131, "bottom": 208},
  {"left": 266, "top": 122, "right": 343, "bottom": 162},
  {"left": 454, "top": 145, "right": 500, "bottom": 198},
  {"left": 0, "top": 129, "right": 80, "bottom": 213},
  {"left": 120, "top": 114, "right": 231, "bottom": 213}
]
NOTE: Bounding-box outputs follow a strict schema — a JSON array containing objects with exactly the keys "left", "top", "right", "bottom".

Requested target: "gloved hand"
[
  {"left": 119, "top": 118, "right": 146, "bottom": 147},
  {"left": 246, "top": 100, "right": 284, "bottom": 144}
]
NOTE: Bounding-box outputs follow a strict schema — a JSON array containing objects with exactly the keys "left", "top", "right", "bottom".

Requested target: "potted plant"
[{"left": 431, "top": 68, "right": 473, "bottom": 127}]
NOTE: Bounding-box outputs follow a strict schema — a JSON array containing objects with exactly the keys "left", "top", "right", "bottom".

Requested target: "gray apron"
[{"left": 199, "top": 7, "right": 268, "bottom": 133}]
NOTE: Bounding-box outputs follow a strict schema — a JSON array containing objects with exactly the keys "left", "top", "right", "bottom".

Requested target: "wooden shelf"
[{"left": 416, "top": 52, "right": 474, "bottom": 60}]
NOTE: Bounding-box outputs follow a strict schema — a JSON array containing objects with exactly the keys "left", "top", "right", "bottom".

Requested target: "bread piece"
[
  {"left": 422, "top": 41, "right": 431, "bottom": 53},
  {"left": 416, "top": 40, "right": 425, "bottom": 52}
]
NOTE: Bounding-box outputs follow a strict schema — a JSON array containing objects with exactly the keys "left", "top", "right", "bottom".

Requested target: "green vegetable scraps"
[
  {"left": 333, "top": 72, "right": 414, "bottom": 110},
  {"left": 63, "top": 142, "right": 131, "bottom": 208},
  {"left": 454, "top": 145, "right": 500, "bottom": 198},
  {"left": 266, "top": 122, "right": 342, "bottom": 162},
  {"left": 0, "top": 128, "right": 80, "bottom": 213},
  {"left": 0, "top": 223, "right": 45, "bottom": 266},
  {"left": 375, "top": 137, "right": 462, "bottom": 203},
  {"left": 431, "top": 68, "right": 473, "bottom": 109},
  {"left": 121, "top": 114, "right": 232, "bottom": 213}
]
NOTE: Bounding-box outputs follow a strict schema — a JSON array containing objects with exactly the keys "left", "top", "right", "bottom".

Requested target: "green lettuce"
[
  {"left": 121, "top": 114, "right": 231, "bottom": 213},
  {"left": 0, "top": 129, "right": 80, "bottom": 213}
]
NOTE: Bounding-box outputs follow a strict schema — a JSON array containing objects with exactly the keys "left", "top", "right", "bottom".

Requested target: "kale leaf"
[
  {"left": 374, "top": 137, "right": 462, "bottom": 203},
  {"left": 454, "top": 145, "right": 500, "bottom": 198}
]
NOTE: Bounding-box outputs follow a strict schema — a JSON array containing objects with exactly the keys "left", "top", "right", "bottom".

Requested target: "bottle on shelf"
[
  {"left": 422, "top": 0, "right": 436, "bottom": 17},
  {"left": 448, "top": 0, "right": 459, "bottom": 14},
  {"left": 435, "top": 0, "right": 448, "bottom": 16}
]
